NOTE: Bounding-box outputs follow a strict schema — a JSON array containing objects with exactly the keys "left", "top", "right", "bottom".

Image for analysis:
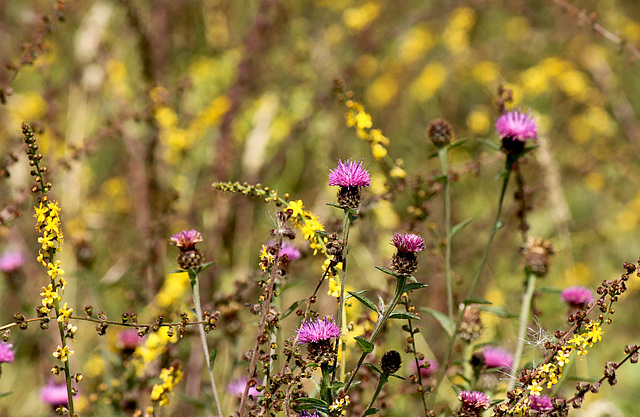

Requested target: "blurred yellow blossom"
[
  {"left": 410, "top": 62, "right": 447, "bottom": 102},
  {"left": 466, "top": 107, "right": 490, "bottom": 134},
  {"left": 343, "top": 2, "right": 380, "bottom": 31},
  {"left": 399, "top": 25, "right": 434, "bottom": 65},
  {"left": 504, "top": 16, "right": 530, "bottom": 42},
  {"left": 584, "top": 172, "right": 604, "bottom": 191},
  {"left": 366, "top": 74, "right": 398, "bottom": 108},
  {"left": 443, "top": 7, "right": 476, "bottom": 55},
  {"left": 472, "top": 61, "right": 500, "bottom": 86}
]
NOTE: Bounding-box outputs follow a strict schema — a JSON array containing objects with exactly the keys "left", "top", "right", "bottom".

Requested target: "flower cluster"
[
  {"left": 328, "top": 159, "right": 371, "bottom": 209},
  {"left": 170, "top": 229, "right": 205, "bottom": 270},
  {"left": 496, "top": 109, "right": 537, "bottom": 155},
  {"left": 481, "top": 346, "right": 513, "bottom": 371},
  {"left": 297, "top": 317, "right": 340, "bottom": 364},
  {"left": 0, "top": 342, "right": 15, "bottom": 363},
  {"left": 390, "top": 232, "right": 425, "bottom": 275},
  {"left": 150, "top": 363, "right": 183, "bottom": 407},
  {"left": 456, "top": 390, "right": 490, "bottom": 416},
  {"left": 287, "top": 200, "right": 326, "bottom": 255},
  {"left": 561, "top": 286, "right": 594, "bottom": 309}
]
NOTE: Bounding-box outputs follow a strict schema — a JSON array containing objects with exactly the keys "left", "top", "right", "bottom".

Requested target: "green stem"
[
  {"left": 365, "top": 373, "right": 389, "bottom": 412},
  {"left": 508, "top": 272, "right": 537, "bottom": 391},
  {"left": 320, "top": 363, "right": 334, "bottom": 405},
  {"left": 438, "top": 147, "right": 454, "bottom": 321},
  {"left": 430, "top": 157, "right": 514, "bottom": 407},
  {"left": 191, "top": 273, "right": 222, "bottom": 417},
  {"left": 344, "top": 275, "right": 407, "bottom": 392},
  {"left": 403, "top": 298, "right": 429, "bottom": 416},
  {"left": 336, "top": 209, "right": 353, "bottom": 382}
]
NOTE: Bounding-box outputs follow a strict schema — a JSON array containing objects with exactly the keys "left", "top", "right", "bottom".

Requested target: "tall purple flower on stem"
[
  {"left": 390, "top": 232, "right": 425, "bottom": 275},
  {"left": 328, "top": 159, "right": 371, "bottom": 209},
  {"left": 481, "top": 346, "right": 513, "bottom": 371},
  {"left": 297, "top": 316, "right": 340, "bottom": 364},
  {"left": 496, "top": 109, "right": 537, "bottom": 155},
  {"left": 561, "top": 286, "right": 594, "bottom": 309},
  {"left": 456, "top": 391, "right": 490, "bottom": 416},
  {"left": 0, "top": 342, "right": 14, "bottom": 363},
  {"left": 170, "top": 229, "right": 204, "bottom": 270}
]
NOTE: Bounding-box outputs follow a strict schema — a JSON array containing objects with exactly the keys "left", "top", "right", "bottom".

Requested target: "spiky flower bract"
[
  {"left": 496, "top": 110, "right": 537, "bottom": 142},
  {"left": 328, "top": 159, "right": 371, "bottom": 209},
  {"left": 0, "top": 342, "right": 14, "bottom": 363},
  {"left": 328, "top": 159, "right": 371, "bottom": 187},
  {"left": 482, "top": 346, "right": 513, "bottom": 370},
  {"left": 297, "top": 317, "right": 341, "bottom": 344},
  {"left": 170, "top": 229, "right": 203, "bottom": 250},
  {"left": 561, "top": 286, "right": 594, "bottom": 309},
  {"left": 391, "top": 232, "right": 425, "bottom": 275}
]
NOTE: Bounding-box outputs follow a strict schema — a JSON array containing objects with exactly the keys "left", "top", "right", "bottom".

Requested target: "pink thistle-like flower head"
[
  {"left": 279, "top": 241, "right": 301, "bottom": 261},
  {"left": 0, "top": 251, "right": 24, "bottom": 273},
  {"left": 299, "top": 410, "right": 321, "bottom": 417},
  {"left": 117, "top": 329, "right": 144, "bottom": 353},
  {"left": 482, "top": 346, "right": 513, "bottom": 370},
  {"left": 561, "top": 286, "right": 594, "bottom": 309},
  {"left": 41, "top": 381, "right": 77, "bottom": 407},
  {"left": 297, "top": 317, "right": 340, "bottom": 344},
  {"left": 328, "top": 159, "right": 371, "bottom": 188},
  {"left": 529, "top": 394, "right": 553, "bottom": 411},
  {"left": 496, "top": 110, "right": 538, "bottom": 142},
  {"left": 170, "top": 229, "right": 203, "bottom": 250},
  {"left": 458, "top": 390, "right": 490, "bottom": 411},
  {"left": 392, "top": 233, "right": 426, "bottom": 253},
  {"left": 0, "top": 342, "right": 15, "bottom": 363},
  {"left": 227, "top": 378, "right": 260, "bottom": 398},
  {"left": 412, "top": 357, "right": 439, "bottom": 378}
]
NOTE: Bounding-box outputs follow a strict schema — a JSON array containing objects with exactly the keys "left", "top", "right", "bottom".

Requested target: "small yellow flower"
[
  {"left": 53, "top": 345, "right": 73, "bottom": 362},
  {"left": 40, "top": 284, "right": 60, "bottom": 307},
  {"left": 38, "top": 232, "right": 55, "bottom": 250},
  {"left": 287, "top": 200, "right": 305, "bottom": 218},
  {"left": 57, "top": 302, "right": 73, "bottom": 324},
  {"left": 34, "top": 203, "right": 49, "bottom": 225}
]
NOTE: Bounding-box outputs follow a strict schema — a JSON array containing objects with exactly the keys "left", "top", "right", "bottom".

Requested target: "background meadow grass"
[{"left": 2, "top": 0, "right": 640, "bottom": 415}]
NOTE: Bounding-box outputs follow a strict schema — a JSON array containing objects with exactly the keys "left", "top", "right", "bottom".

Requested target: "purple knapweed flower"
[
  {"left": 117, "top": 329, "right": 143, "bottom": 353},
  {"left": 170, "top": 229, "right": 203, "bottom": 250},
  {"left": 299, "top": 410, "right": 321, "bottom": 417},
  {"left": 529, "top": 394, "right": 553, "bottom": 411},
  {"left": 482, "top": 346, "right": 513, "bottom": 370},
  {"left": 413, "top": 357, "right": 439, "bottom": 378},
  {"left": 458, "top": 390, "right": 490, "bottom": 411},
  {"left": 561, "top": 286, "right": 594, "bottom": 309},
  {"left": 496, "top": 110, "right": 538, "bottom": 142},
  {"left": 276, "top": 241, "right": 301, "bottom": 262},
  {"left": 297, "top": 317, "right": 340, "bottom": 344},
  {"left": 227, "top": 378, "right": 260, "bottom": 398},
  {"left": 41, "top": 381, "right": 76, "bottom": 407},
  {"left": 328, "top": 159, "right": 371, "bottom": 188},
  {"left": 0, "top": 342, "right": 15, "bottom": 363},
  {"left": 0, "top": 251, "right": 24, "bottom": 273},
  {"left": 391, "top": 233, "right": 426, "bottom": 253}
]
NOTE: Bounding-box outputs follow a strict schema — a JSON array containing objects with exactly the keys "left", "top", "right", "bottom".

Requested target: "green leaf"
[
  {"left": 364, "top": 363, "right": 382, "bottom": 374},
  {"left": 348, "top": 291, "right": 379, "bottom": 313},
  {"left": 295, "top": 397, "right": 329, "bottom": 408},
  {"left": 476, "top": 138, "right": 500, "bottom": 151},
  {"left": 196, "top": 261, "right": 215, "bottom": 274},
  {"left": 282, "top": 299, "right": 305, "bottom": 319},
  {"left": 421, "top": 307, "right": 454, "bottom": 337},
  {"left": 364, "top": 408, "right": 380, "bottom": 416},
  {"left": 464, "top": 297, "right": 492, "bottom": 306},
  {"left": 389, "top": 374, "right": 406, "bottom": 380},
  {"left": 187, "top": 269, "right": 198, "bottom": 286},
  {"left": 169, "top": 268, "right": 185, "bottom": 274},
  {"left": 447, "top": 138, "right": 468, "bottom": 151},
  {"left": 449, "top": 218, "right": 472, "bottom": 238},
  {"left": 476, "top": 305, "right": 517, "bottom": 319},
  {"left": 208, "top": 348, "right": 217, "bottom": 370},
  {"left": 404, "top": 282, "right": 428, "bottom": 292},
  {"left": 388, "top": 310, "right": 420, "bottom": 320},
  {"left": 0, "top": 392, "right": 12, "bottom": 398},
  {"left": 375, "top": 266, "right": 405, "bottom": 279},
  {"left": 354, "top": 336, "right": 374, "bottom": 353}
]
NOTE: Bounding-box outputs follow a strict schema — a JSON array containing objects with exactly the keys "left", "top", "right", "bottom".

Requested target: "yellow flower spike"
[
  {"left": 40, "top": 284, "right": 60, "bottom": 307},
  {"left": 57, "top": 303, "right": 73, "bottom": 324},
  {"left": 34, "top": 202, "right": 49, "bottom": 225}
]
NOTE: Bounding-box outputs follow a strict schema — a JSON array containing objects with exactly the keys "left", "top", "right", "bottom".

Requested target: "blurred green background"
[{"left": 2, "top": 0, "right": 640, "bottom": 415}]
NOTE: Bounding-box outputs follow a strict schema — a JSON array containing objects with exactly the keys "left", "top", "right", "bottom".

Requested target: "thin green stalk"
[
  {"left": 430, "top": 159, "right": 514, "bottom": 407},
  {"left": 344, "top": 275, "right": 407, "bottom": 392},
  {"left": 364, "top": 373, "right": 389, "bottom": 412},
  {"left": 438, "top": 147, "right": 454, "bottom": 321},
  {"left": 51, "top": 287, "right": 75, "bottom": 416},
  {"left": 336, "top": 209, "right": 353, "bottom": 382},
  {"left": 191, "top": 273, "right": 222, "bottom": 417},
  {"left": 508, "top": 272, "right": 537, "bottom": 391}
]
